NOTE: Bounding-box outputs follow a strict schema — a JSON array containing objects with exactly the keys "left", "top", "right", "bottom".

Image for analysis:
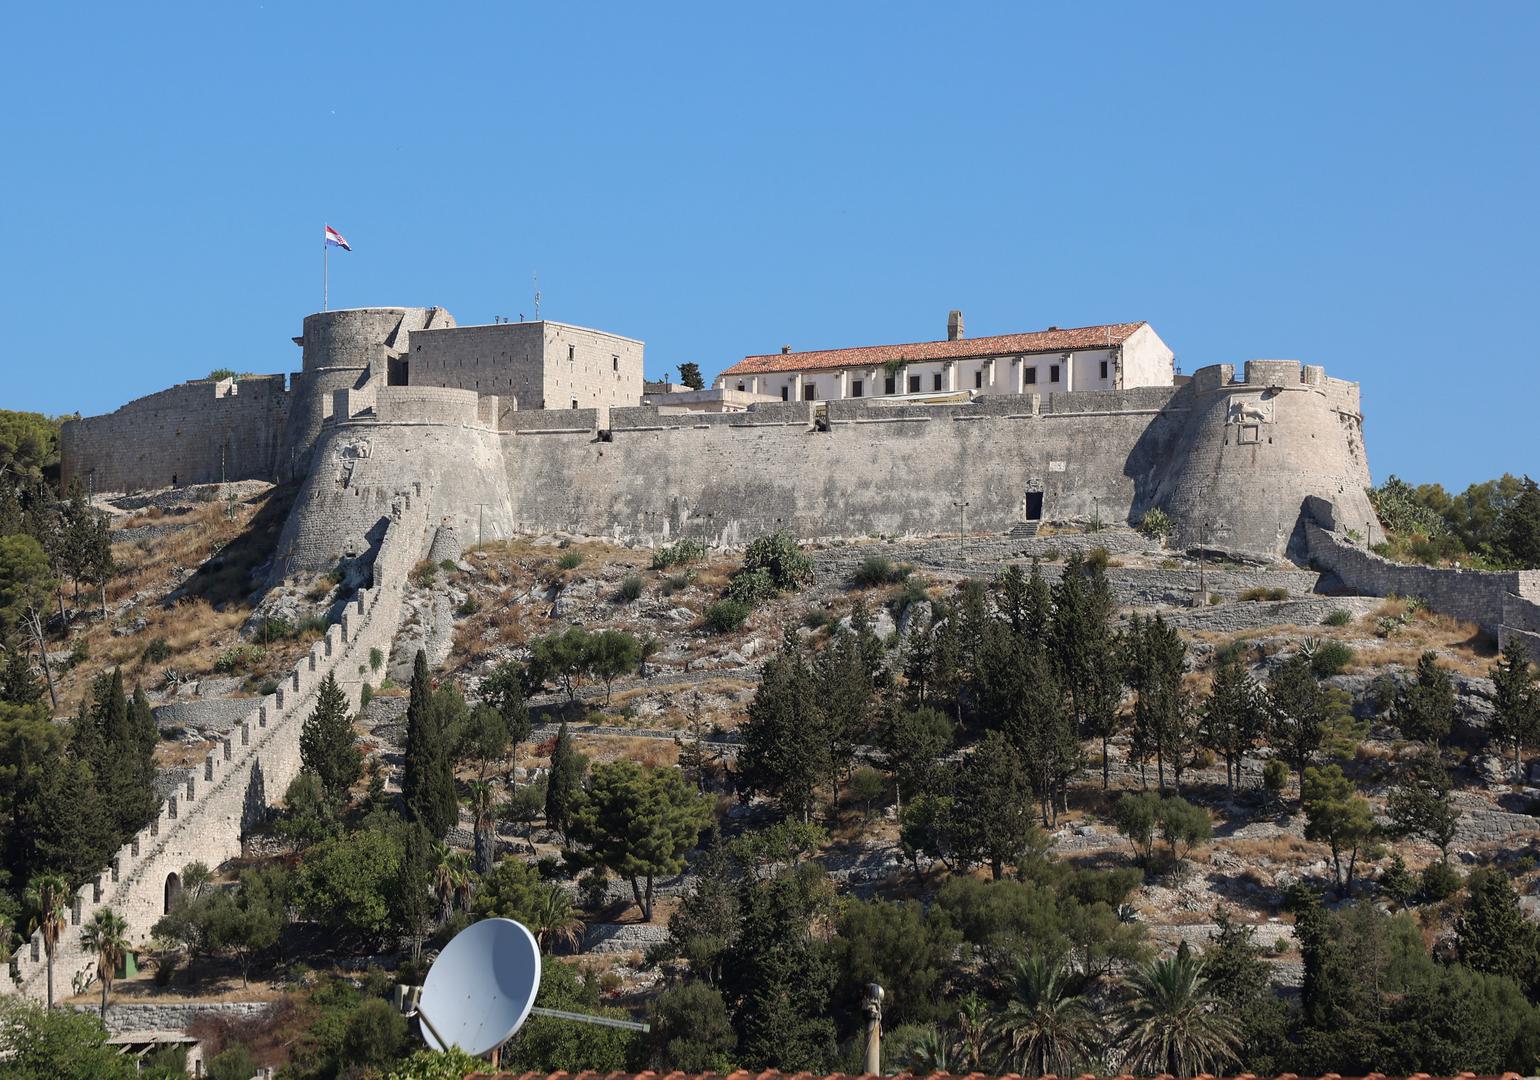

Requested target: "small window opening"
[
  {"left": 908, "top": 375, "right": 920, "bottom": 393},
  {"left": 852, "top": 379, "right": 863, "bottom": 398},
  {"left": 1025, "top": 368, "right": 1037, "bottom": 385},
  {"left": 1050, "top": 364, "right": 1061, "bottom": 383},
  {"left": 974, "top": 371, "right": 983, "bottom": 389},
  {"left": 933, "top": 372, "right": 943, "bottom": 391},
  {"left": 884, "top": 376, "right": 896, "bottom": 395}
]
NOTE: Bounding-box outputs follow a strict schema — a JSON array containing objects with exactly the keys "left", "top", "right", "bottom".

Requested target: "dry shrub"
[{"left": 1224, "top": 835, "right": 1317, "bottom": 865}]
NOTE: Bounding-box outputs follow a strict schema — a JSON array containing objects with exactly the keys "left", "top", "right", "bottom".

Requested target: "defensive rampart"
[
  {"left": 2, "top": 498, "right": 428, "bottom": 1002},
  {"left": 60, "top": 376, "right": 290, "bottom": 493},
  {"left": 1305, "top": 517, "right": 1540, "bottom": 658}
]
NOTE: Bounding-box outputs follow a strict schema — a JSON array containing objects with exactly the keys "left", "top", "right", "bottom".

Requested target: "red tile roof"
[
  {"left": 718, "top": 322, "right": 1148, "bottom": 379},
  {"left": 469, "top": 1072, "right": 1519, "bottom": 1080}
]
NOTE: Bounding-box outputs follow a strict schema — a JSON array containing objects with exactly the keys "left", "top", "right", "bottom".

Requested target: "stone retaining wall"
[{"left": 72, "top": 999, "right": 276, "bottom": 1035}]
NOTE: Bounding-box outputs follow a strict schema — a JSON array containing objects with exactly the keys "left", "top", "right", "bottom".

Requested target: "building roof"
[
  {"left": 465, "top": 1066, "right": 1515, "bottom": 1072},
  {"left": 719, "top": 322, "right": 1148, "bottom": 379}
]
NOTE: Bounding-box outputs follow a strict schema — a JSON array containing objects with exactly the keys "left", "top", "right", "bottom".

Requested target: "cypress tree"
[
  {"left": 300, "top": 671, "right": 362, "bottom": 808},
  {"left": 402, "top": 651, "right": 456, "bottom": 838},
  {"left": 0, "top": 648, "right": 41, "bottom": 705},
  {"left": 545, "top": 720, "right": 587, "bottom": 844}
]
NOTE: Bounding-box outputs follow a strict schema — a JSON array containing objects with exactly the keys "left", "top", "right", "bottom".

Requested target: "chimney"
[
  {"left": 947, "top": 310, "right": 964, "bottom": 341},
  {"left": 781, "top": 344, "right": 791, "bottom": 354}
]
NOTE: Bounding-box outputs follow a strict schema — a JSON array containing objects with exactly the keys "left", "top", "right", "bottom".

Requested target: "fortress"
[
  {"left": 13, "top": 304, "right": 1537, "bottom": 1002},
  {"left": 61, "top": 306, "right": 1385, "bottom": 572}
]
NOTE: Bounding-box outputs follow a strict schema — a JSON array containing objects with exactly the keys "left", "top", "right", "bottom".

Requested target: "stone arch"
[{"left": 164, "top": 872, "right": 182, "bottom": 914}]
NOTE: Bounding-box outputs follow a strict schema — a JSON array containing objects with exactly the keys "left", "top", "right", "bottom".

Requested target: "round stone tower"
[
  {"left": 280, "top": 307, "right": 454, "bottom": 480},
  {"left": 1153, "top": 360, "right": 1379, "bottom": 560}
]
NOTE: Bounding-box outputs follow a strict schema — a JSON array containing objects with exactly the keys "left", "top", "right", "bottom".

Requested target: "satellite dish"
[{"left": 418, "top": 918, "right": 541, "bottom": 1056}]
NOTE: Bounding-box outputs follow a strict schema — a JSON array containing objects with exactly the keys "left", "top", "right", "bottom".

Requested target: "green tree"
[
  {"left": 1125, "top": 614, "right": 1191, "bottom": 791},
  {"left": 1386, "top": 749, "right": 1459, "bottom": 863},
  {"left": 737, "top": 636, "right": 826, "bottom": 821},
  {"left": 587, "top": 628, "right": 640, "bottom": 703},
  {"left": 1456, "top": 867, "right": 1540, "bottom": 991},
  {"left": 528, "top": 626, "right": 595, "bottom": 703},
  {"left": 569, "top": 761, "right": 712, "bottom": 921},
  {"left": 401, "top": 651, "right": 456, "bottom": 838},
  {"left": 390, "top": 820, "right": 435, "bottom": 961},
  {"left": 1113, "top": 947, "right": 1240, "bottom": 1076},
  {"left": 1203, "top": 652, "right": 1264, "bottom": 794},
  {"left": 990, "top": 954, "right": 1098, "bottom": 1077},
  {"left": 430, "top": 841, "right": 472, "bottom": 925},
  {"left": 1498, "top": 475, "right": 1540, "bottom": 567},
  {"left": 500, "top": 960, "right": 638, "bottom": 1071},
  {"left": 1268, "top": 653, "right": 1349, "bottom": 783},
  {"left": 78, "top": 908, "right": 130, "bottom": 1019},
  {"left": 877, "top": 706, "right": 954, "bottom": 804},
  {"left": 646, "top": 980, "right": 735, "bottom": 1071},
  {"left": 1302, "top": 764, "right": 1376, "bottom": 895},
  {"left": 299, "top": 671, "right": 362, "bottom": 808},
  {"left": 676, "top": 362, "right": 705, "bottom": 390},
  {"left": 294, "top": 828, "right": 402, "bottom": 941},
  {"left": 0, "top": 411, "right": 62, "bottom": 486},
  {"left": 24, "top": 872, "right": 70, "bottom": 1008},
  {"left": 203, "top": 865, "right": 288, "bottom": 986},
  {"left": 544, "top": 721, "right": 587, "bottom": 844},
  {"left": 953, "top": 731, "right": 1039, "bottom": 879},
  {"left": 1391, "top": 650, "right": 1457, "bottom": 745},
  {"left": 833, "top": 899, "right": 961, "bottom": 1026},
  {"left": 480, "top": 658, "right": 532, "bottom": 758},
  {"left": 0, "top": 533, "right": 58, "bottom": 708},
  {"left": 1489, "top": 642, "right": 1539, "bottom": 782},
  {"left": 0, "top": 998, "right": 136, "bottom": 1080},
  {"left": 667, "top": 835, "right": 740, "bottom": 984}
]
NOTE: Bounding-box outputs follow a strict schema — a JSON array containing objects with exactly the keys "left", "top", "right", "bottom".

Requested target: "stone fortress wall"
[{"left": 0, "top": 497, "right": 431, "bottom": 1002}]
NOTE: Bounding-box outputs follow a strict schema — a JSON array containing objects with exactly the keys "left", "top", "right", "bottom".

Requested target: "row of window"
[
  {"left": 565, "top": 344, "right": 625, "bottom": 374},
  {"left": 766, "top": 359, "right": 1111, "bottom": 401}
]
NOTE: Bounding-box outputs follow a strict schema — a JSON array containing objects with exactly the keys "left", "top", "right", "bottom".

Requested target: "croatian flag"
[{"left": 324, "top": 225, "right": 352, "bottom": 251}]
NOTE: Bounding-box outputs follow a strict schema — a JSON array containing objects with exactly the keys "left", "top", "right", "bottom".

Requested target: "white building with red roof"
[{"left": 714, "top": 311, "right": 1174, "bottom": 403}]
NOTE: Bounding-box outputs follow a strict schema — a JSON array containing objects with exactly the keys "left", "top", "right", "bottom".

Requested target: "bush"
[
  {"left": 256, "top": 616, "right": 295, "bottom": 641},
  {"left": 142, "top": 637, "right": 172, "bottom": 664},
  {"left": 1419, "top": 860, "right": 1463, "bottom": 903},
  {"left": 851, "top": 554, "right": 903, "bottom": 588},
  {"left": 1240, "top": 586, "right": 1289, "bottom": 601},
  {"left": 886, "top": 576, "right": 930, "bottom": 616},
  {"left": 704, "top": 599, "right": 751, "bottom": 634},
  {"left": 616, "top": 574, "right": 644, "bottom": 603},
  {"left": 802, "top": 608, "right": 834, "bottom": 630},
  {"left": 1309, "top": 639, "right": 1355, "bottom": 678},
  {"left": 1085, "top": 546, "right": 1113, "bottom": 571},
  {"left": 359, "top": 683, "right": 373, "bottom": 709},
  {"left": 1323, "top": 608, "right": 1354, "bottom": 627},
  {"left": 207, "top": 1045, "right": 257, "bottom": 1080},
  {"left": 536, "top": 854, "right": 563, "bottom": 880},
  {"left": 214, "top": 644, "right": 266, "bottom": 673},
  {"left": 661, "top": 573, "right": 691, "bottom": 597},
  {"left": 650, "top": 538, "right": 707, "bottom": 569},
  {"left": 847, "top": 765, "right": 888, "bottom": 815},
  {"left": 725, "top": 567, "right": 776, "bottom": 606},
  {"left": 369, "top": 646, "right": 384, "bottom": 673},
  {"left": 741, "top": 531, "right": 813, "bottom": 590},
  {"left": 556, "top": 551, "right": 584, "bottom": 571},
  {"left": 1137, "top": 507, "right": 1174, "bottom": 539},
  {"left": 409, "top": 560, "right": 437, "bottom": 586},
  {"left": 455, "top": 595, "right": 481, "bottom": 617}
]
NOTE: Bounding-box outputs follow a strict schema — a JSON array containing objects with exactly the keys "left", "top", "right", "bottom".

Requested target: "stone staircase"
[{"left": 1006, "top": 521, "right": 1041, "bottom": 540}]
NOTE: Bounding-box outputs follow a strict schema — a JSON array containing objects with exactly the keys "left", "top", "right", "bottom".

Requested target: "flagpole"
[{"left": 322, "top": 226, "right": 328, "bottom": 312}]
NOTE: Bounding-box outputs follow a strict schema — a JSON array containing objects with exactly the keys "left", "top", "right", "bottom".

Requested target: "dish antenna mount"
[{"left": 412, "top": 918, "right": 648, "bottom": 1059}]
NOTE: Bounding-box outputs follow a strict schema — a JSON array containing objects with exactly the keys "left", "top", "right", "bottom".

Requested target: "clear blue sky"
[{"left": 2, "top": 2, "right": 1535, "bottom": 490}]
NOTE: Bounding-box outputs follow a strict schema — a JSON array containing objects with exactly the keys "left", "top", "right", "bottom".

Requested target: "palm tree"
[
  {"left": 468, "top": 781, "right": 498, "bottom": 877},
  {"left": 25, "top": 873, "right": 70, "bottom": 1008},
  {"left": 526, "top": 884, "right": 584, "bottom": 953},
  {"left": 952, "top": 992, "right": 992, "bottom": 1072},
  {"left": 1113, "top": 947, "right": 1241, "bottom": 1076},
  {"left": 431, "top": 843, "right": 472, "bottom": 925},
  {"left": 990, "top": 954, "right": 1099, "bottom": 1076},
  {"left": 80, "top": 909, "right": 131, "bottom": 1020},
  {"left": 906, "top": 1026, "right": 963, "bottom": 1076}
]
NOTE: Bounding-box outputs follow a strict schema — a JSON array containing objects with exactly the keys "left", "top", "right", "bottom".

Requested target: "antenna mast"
[{"left": 533, "top": 272, "right": 541, "bottom": 321}]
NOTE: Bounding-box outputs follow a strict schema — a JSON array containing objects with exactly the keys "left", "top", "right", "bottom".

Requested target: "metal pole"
[
  {"left": 528, "top": 1006, "right": 650, "bottom": 1033},
  {"left": 862, "top": 984, "right": 884, "bottom": 1074},
  {"left": 323, "top": 229, "right": 328, "bottom": 312}
]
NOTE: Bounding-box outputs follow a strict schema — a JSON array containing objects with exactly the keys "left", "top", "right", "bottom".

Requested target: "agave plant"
[{"left": 1112, "top": 947, "right": 1240, "bottom": 1076}]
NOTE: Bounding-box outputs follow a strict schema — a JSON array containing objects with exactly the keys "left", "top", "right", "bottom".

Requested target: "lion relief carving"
[{"left": 1227, "top": 396, "right": 1273, "bottom": 425}]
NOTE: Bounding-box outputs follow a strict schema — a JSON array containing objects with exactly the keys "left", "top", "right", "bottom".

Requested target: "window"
[
  {"left": 1050, "top": 364, "right": 1061, "bottom": 383},
  {"left": 974, "top": 371, "right": 983, "bottom": 389},
  {"left": 568, "top": 345, "right": 575, "bottom": 362},
  {"left": 1100, "top": 359, "right": 1109, "bottom": 380},
  {"left": 803, "top": 384, "right": 816, "bottom": 401},
  {"left": 781, "top": 386, "right": 789, "bottom": 401},
  {"left": 737, "top": 382, "right": 745, "bottom": 392},
  {"left": 852, "top": 379, "right": 863, "bottom": 398},
  {"left": 571, "top": 399, "right": 578, "bottom": 409},
  {"left": 884, "top": 375, "right": 896, "bottom": 395},
  {"left": 933, "top": 372, "right": 943, "bottom": 391},
  {"left": 612, "top": 355, "right": 619, "bottom": 372},
  {"left": 1025, "top": 368, "right": 1037, "bottom": 385},
  {"left": 908, "top": 375, "right": 920, "bottom": 393}
]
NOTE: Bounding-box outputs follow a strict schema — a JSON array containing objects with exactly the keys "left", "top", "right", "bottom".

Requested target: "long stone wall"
[
  {"left": 60, "top": 377, "right": 290, "bottom": 493},
  {"left": 3, "top": 500, "right": 427, "bottom": 1002},
  {"left": 1305, "top": 520, "right": 1540, "bottom": 660}
]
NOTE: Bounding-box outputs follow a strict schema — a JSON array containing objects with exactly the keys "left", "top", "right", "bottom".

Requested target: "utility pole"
[
  {"left": 951, "top": 499, "right": 970, "bottom": 564},
  {"left": 1195, "top": 487, "right": 1207, "bottom": 607}
]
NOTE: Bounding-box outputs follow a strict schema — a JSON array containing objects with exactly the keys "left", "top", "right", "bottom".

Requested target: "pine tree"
[
  {"left": 1127, "top": 615, "right": 1191, "bottom": 790},
  {"left": 1456, "top": 867, "right": 1540, "bottom": 989},
  {"left": 300, "top": 672, "right": 362, "bottom": 807},
  {"left": 738, "top": 637, "right": 827, "bottom": 821},
  {"left": 1391, "top": 650, "right": 1457, "bottom": 745},
  {"left": 1204, "top": 653, "right": 1264, "bottom": 794},
  {"left": 952, "top": 731, "right": 1038, "bottom": 879},
  {"left": 0, "top": 647, "right": 42, "bottom": 705},
  {"left": 401, "top": 651, "right": 457, "bottom": 838},
  {"left": 1498, "top": 475, "right": 1540, "bottom": 568},
  {"left": 812, "top": 627, "right": 872, "bottom": 805},
  {"left": 1489, "top": 642, "right": 1539, "bottom": 782},
  {"left": 545, "top": 721, "right": 587, "bottom": 844}
]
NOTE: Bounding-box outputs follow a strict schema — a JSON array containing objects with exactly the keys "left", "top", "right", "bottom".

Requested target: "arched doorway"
[{"left": 164, "top": 872, "right": 182, "bottom": 914}]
